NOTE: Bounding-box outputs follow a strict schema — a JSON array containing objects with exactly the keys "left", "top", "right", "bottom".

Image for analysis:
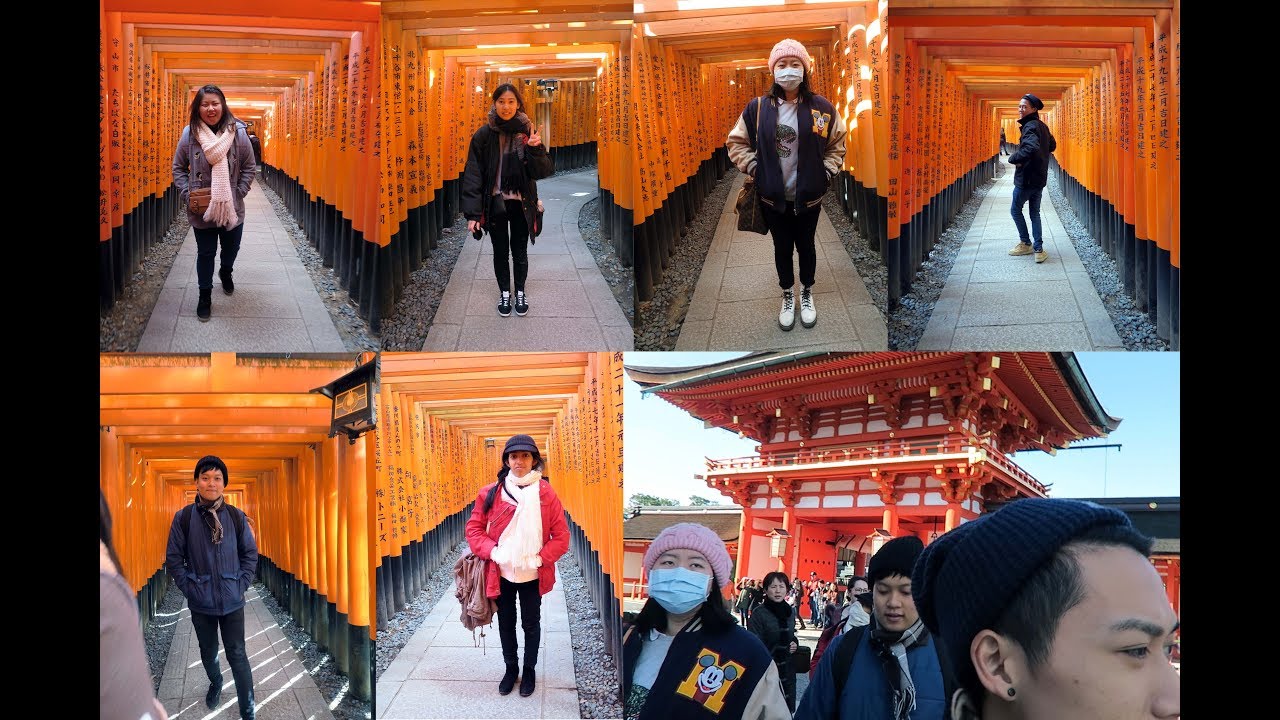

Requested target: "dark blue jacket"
[
  {"left": 1009, "top": 112, "right": 1056, "bottom": 189},
  {"left": 165, "top": 501, "right": 258, "bottom": 616},
  {"left": 794, "top": 624, "right": 947, "bottom": 720},
  {"left": 746, "top": 94, "right": 839, "bottom": 215},
  {"left": 623, "top": 617, "right": 781, "bottom": 720}
]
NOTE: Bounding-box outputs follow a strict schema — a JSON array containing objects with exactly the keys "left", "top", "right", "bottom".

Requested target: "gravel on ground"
[
  {"left": 633, "top": 168, "right": 740, "bottom": 351},
  {"left": 377, "top": 214, "right": 471, "bottom": 351},
  {"left": 262, "top": 184, "right": 379, "bottom": 352},
  {"left": 256, "top": 581, "right": 373, "bottom": 720},
  {"left": 143, "top": 579, "right": 186, "bottom": 693},
  {"left": 99, "top": 212, "right": 190, "bottom": 352},
  {"left": 577, "top": 189, "right": 635, "bottom": 327}
]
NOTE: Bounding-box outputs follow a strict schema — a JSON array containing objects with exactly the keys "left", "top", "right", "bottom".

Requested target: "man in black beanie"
[
  {"left": 1006, "top": 93, "right": 1057, "bottom": 264},
  {"left": 794, "top": 535, "right": 947, "bottom": 720},
  {"left": 165, "top": 456, "right": 258, "bottom": 719},
  {"left": 912, "top": 498, "right": 1179, "bottom": 719}
]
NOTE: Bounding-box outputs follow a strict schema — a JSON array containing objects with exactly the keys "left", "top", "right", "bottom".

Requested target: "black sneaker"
[
  {"left": 205, "top": 682, "right": 222, "bottom": 709},
  {"left": 219, "top": 266, "right": 235, "bottom": 295},
  {"left": 197, "top": 289, "right": 212, "bottom": 322},
  {"left": 498, "top": 291, "right": 512, "bottom": 317},
  {"left": 515, "top": 291, "right": 529, "bottom": 316}
]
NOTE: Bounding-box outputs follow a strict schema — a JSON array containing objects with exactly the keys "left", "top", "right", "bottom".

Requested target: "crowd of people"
[{"left": 624, "top": 498, "right": 1181, "bottom": 720}]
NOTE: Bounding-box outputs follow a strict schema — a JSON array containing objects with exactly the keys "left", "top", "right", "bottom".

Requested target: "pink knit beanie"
[
  {"left": 769, "top": 38, "right": 811, "bottom": 75},
  {"left": 643, "top": 522, "right": 733, "bottom": 588}
]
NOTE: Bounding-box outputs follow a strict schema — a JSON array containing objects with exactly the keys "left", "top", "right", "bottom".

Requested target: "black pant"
[
  {"left": 778, "top": 660, "right": 797, "bottom": 712},
  {"left": 190, "top": 607, "right": 255, "bottom": 719},
  {"left": 762, "top": 202, "right": 819, "bottom": 289},
  {"left": 490, "top": 199, "right": 529, "bottom": 293},
  {"left": 497, "top": 577, "right": 541, "bottom": 667},
  {"left": 194, "top": 223, "right": 245, "bottom": 291}
]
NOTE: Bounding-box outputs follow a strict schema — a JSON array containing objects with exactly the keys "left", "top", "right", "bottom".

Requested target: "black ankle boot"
[
  {"left": 519, "top": 666, "right": 536, "bottom": 697},
  {"left": 499, "top": 663, "right": 519, "bottom": 695},
  {"left": 219, "top": 266, "right": 235, "bottom": 295},
  {"left": 197, "top": 289, "right": 212, "bottom": 322}
]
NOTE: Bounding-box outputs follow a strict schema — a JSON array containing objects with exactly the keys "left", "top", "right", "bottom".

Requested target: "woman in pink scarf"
[{"left": 172, "top": 84, "right": 256, "bottom": 322}]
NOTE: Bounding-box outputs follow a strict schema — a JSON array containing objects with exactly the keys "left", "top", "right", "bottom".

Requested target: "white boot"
[
  {"left": 779, "top": 288, "right": 796, "bottom": 331},
  {"left": 799, "top": 286, "right": 817, "bottom": 328}
]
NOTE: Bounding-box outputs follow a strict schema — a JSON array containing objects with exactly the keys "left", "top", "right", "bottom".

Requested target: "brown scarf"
[{"left": 197, "top": 496, "right": 225, "bottom": 545}]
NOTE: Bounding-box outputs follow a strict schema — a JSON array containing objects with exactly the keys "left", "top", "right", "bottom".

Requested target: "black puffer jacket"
[
  {"left": 461, "top": 118, "right": 554, "bottom": 233},
  {"left": 1009, "top": 112, "right": 1057, "bottom": 189}
]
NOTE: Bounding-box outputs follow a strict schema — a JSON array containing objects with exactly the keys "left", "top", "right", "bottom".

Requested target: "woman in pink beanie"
[
  {"left": 726, "top": 38, "right": 847, "bottom": 333},
  {"left": 622, "top": 522, "right": 790, "bottom": 720}
]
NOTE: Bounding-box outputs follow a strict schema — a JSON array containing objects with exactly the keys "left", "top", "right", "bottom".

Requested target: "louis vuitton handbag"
[{"left": 735, "top": 97, "right": 768, "bottom": 235}]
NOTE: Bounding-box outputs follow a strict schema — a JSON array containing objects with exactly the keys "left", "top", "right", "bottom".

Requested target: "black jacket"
[
  {"left": 746, "top": 600, "right": 798, "bottom": 672},
  {"left": 461, "top": 123, "right": 554, "bottom": 232},
  {"left": 747, "top": 94, "right": 839, "bottom": 215},
  {"left": 1009, "top": 112, "right": 1056, "bottom": 189}
]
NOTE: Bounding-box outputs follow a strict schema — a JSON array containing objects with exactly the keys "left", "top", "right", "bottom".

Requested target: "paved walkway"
[
  {"left": 424, "top": 169, "right": 633, "bottom": 351},
  {"left": 377, "top": 565, "right": 583, "bottom": 719},
  {"left": 917, "top": 167, "right": 1124, "bottom": 350},
  {"left": 676, "top": 174, "right": 886, "bottom": 351},
  {"left": 139, "top": 183, "right": 346, "bottom": 352},
  {"left": 157, "top": 586, "right": 335, "bottom": 720}
]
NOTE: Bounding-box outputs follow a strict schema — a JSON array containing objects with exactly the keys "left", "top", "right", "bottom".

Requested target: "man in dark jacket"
[
  {"left": 794, "top": 536, "right": 947, "bottom": 720},
  {"left": 165, "top": 456, "right": 258, "bottom": 719},
  {"left": 1007, "top": 93, "right": 1057, "bottom": 264}
]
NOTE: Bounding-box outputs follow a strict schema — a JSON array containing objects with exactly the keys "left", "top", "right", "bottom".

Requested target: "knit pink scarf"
[{"left": 196, "top": 122, "right": 239, "bottom": 229}]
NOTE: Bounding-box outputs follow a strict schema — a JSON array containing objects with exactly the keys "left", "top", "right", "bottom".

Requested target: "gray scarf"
[
  {"left": 197, "top": 496, "right": 225, "bottom": 545},
  {"left": 870, "top": 617, "right": 928, "bottom": 720}
]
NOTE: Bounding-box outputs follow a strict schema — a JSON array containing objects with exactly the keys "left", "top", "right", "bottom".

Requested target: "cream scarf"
[
  {"left": 490, "top": 469, "right": 544, "bottom": 582},
  {"left": 196, "top": 122, "right": 239, "bottom": 229}
]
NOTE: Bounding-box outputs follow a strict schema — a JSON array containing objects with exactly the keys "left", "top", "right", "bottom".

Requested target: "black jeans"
[
  {"left": 194, "top": 223, "right": 245, "bottom": 291},
  {"left": 190, "top": 607, "right": 255, "bottom": 719},
  {"left": 762, "top": 202, "right": 820, "bottom": 289},
  {"left": 497, "top": 577, "right": 541, "bottom": 667},
  {"left": 490, "top": 199, "right": 529, "bottom": 293}
]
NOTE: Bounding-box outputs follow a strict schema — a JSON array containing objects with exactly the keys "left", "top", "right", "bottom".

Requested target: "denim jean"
[
  {"left": 497, "top": 577, "right": 542, "bottom": 667},
  {"left": 762, "top": 201, "right": 820, "bottom": 289},
  {"left": 190, "top": 608, "right": 255, "bottom": 719},
  {"left": 193, "top": 223, "right": 245, "bottom": 290},
  {"left": 490, "top": 199, "right": 530, "bottom": 292},
  {"left": 1010, "top": 184, "right": 1044, "bottom": 251}
]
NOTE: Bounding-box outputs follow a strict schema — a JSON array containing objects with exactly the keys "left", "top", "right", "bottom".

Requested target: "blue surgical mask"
[
  {"left": 774, "top": 67, "right": 803, "bottom": 91},
  {"left": 648, "top": 567, "right": 712, "bottom": 615}
]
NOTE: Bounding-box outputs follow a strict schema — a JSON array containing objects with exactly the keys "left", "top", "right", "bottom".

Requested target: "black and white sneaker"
[
  {"left": 515, "top": 291, "right": 529, "bottom": 316},
  {"left": 498, "top": 291, "right": 512, "bottom": 317}
]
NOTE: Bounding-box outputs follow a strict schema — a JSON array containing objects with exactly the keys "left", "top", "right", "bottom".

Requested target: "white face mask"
[{"left": 774, "top": 67, "right": 803, "bottom": 91}]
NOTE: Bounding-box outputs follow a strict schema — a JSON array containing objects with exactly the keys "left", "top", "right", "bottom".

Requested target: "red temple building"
[{"left": 624, "top": 352, "right": 1180, "bottom": 617}]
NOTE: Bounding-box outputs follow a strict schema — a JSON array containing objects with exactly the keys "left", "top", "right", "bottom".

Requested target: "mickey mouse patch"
[
  {"left": 675, "top": 649, "right": 746, "bottom": 714},
  {"left": 811, "top": 110, "right": 832, "bottom": 138}
]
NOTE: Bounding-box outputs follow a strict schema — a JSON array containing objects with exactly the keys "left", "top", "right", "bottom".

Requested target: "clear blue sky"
[{"left": 623, "top": 352, "right": 1180, "bottom": 504}]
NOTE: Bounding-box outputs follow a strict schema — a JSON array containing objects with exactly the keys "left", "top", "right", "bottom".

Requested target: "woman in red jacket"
[{"left": 465, "top": 434, "right": 570, "bottom": 698}]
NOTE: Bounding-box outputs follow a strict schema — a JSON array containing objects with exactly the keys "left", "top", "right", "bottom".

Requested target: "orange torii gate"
[
  {"left": 99, "top": 351, "right": 377, "bottom": 701},
  {"left": 376, "top": 3, "right": 631, "bottom": 327},
  {"left": 375, "top": 351, "right": 625, "bottom": 671},
  {"left": 631, "top": 1, "right": 888, "bottom": 310},
  {"left": 888, "top": 0, "right": 1180, "bottom": 348},
  {"left": 99, "top": 0, "right": 383, "bottom": 324}
]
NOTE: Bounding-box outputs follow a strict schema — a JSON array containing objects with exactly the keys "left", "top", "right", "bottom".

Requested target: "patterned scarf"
[
  {"left": 870, "top": 617, "right": 928, "bottom": 720},
  {"left": 197, "top": 495, "right": 225, "bottom": 545},
  {"left": 487, "top": 109, "right": 530, "bottom": 193},
  {"left": 196, "top": 122, "right": 239, "bottom": 229}
]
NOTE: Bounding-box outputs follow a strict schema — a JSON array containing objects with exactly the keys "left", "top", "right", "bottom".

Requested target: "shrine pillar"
[{"left": 737, "top": 506, "right": 754, "bottom": 581}]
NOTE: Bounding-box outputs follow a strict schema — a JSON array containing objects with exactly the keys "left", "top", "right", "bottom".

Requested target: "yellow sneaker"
[
  {"left": 1035, "top": 250, "right": 1048, "bottom": 263},
  {"left": 1008, "top": 243, "right": 1033, "bottom": 256}
]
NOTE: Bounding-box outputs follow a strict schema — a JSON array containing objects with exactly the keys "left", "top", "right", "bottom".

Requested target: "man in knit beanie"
[
  {"left": 794, "top": 535, "right": 947, "bottom": 720},
  {"left": 911, "top": 498, "right": 1179, "bottom": 719}
]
